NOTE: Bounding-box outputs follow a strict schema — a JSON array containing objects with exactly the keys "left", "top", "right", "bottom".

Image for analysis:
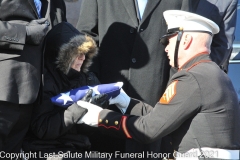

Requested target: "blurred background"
[
  {"left": 65, "top": 0, "right": 82, "bottom": 27},
  {"left": 228, "top": 0, "right": 240, "bottom": 104}
]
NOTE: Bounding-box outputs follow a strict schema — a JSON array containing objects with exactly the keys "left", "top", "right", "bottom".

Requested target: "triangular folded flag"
[{"left": 51, "top": 82, "right": 123, "bottom": 108}]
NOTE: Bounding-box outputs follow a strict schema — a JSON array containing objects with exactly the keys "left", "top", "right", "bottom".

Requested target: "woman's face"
[{"left": 71, "top": 54, "right": 85, "bottom": 72}]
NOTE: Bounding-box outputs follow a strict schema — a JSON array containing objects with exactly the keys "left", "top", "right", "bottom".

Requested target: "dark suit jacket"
[
  {"left": 77, "top": 0, "right": 187, "bottom": 107},
  {"left": 195, "top": 0, "right": 238, "bottom": 72},
  {"left": 0, "top": 0, "right": 66, "bottom": 104}
]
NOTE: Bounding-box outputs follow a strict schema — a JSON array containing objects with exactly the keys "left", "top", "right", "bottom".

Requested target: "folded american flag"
[{"left": 51, "top": 82, "right": 123, "bottom": 108}]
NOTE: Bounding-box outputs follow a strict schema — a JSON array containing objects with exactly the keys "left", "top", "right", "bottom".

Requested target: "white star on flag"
[
  {"left": 88, "top": 85, "right": 100, "bottom": 96},
  {"left": 56, "top": 92, "right": 73, "bottom": 105}
]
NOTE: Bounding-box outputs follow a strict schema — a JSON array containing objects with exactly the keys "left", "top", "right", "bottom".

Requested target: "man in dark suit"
[
  {"left": 195, "top": 0, "right": 238, "bottom": 73},
  {"left": 182, "top": 0, "right": 238, "bottom": 73},
  {"left": 76, "top": 0, "right": 191, "bottom": 158},
  {"left": 0, "top": 0, "right": 66, "bottom": 153}
]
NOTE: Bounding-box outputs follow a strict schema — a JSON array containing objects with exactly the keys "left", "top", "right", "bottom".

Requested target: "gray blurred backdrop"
[{"left": 65, "top": 0, "right": 82, "bottom": 27}]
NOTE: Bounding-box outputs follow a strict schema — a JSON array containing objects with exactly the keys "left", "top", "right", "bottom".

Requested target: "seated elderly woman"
[{"left": 23, "top": 22, "right": 107, "bottom": 159}]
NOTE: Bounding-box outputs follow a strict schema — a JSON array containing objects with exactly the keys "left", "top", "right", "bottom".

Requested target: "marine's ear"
[{"left": 182, "top": 34, "right": 192, "bottom": 50}]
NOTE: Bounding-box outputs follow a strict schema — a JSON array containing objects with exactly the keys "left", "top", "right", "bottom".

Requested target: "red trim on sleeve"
[
  {"left": 98, "top": 116, "right": 124, "bottom": 130},
  {"left": 98, "top": 115, "right": 132, "bottom": 139},
  {"left": 122, "top": 116, "right": 132, "bottom": 138}
]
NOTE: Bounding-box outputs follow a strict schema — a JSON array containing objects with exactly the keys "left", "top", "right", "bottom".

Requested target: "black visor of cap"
[
  {"left": 160, "top": 28, "right": 181, "bottom": 45},
  {"left": 160, "top": 32, "right": 178, "bottom": 45}
]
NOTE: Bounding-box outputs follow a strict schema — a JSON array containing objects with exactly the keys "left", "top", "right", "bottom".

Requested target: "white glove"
[
  {"left": 109, "top": 88, "right": 130, "bottom": 114},
  {"left": 77, "top": 101, "right": 103, "bottom": 126}
]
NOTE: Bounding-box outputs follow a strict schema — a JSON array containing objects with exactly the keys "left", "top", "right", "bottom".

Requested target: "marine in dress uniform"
[{"left": 77, "top": 10, "right": 240, "bottom": 160}]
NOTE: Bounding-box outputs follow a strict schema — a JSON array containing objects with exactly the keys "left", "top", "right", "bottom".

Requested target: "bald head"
[
  {"left": 188, "top": 32, "right": 212, "bottom": 51},
  {"left": 177, "top": 32, "right": 212, "bottom": 68}
]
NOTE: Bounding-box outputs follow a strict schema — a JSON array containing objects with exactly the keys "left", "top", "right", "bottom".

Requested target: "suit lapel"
[
  {"left": 121, "top": 0, "right": 138, "bottom": 26},
  {"left": 196, "top": 0, "right": 219, "bottom": 16},
  {"left": 141, "top": 0, "right": 160, "bottom": 23},
  {"left": 28, "top": 0, "right": 39, "bottom": 18}
]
